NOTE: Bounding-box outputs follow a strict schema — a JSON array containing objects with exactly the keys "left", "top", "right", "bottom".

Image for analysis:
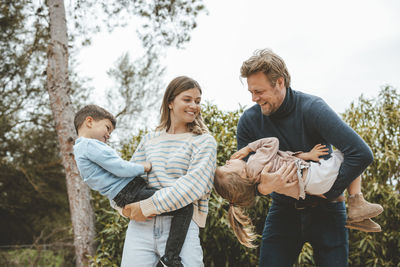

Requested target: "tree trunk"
[{"left": 46, "top": 0, "right": 95, "bottom": 266}]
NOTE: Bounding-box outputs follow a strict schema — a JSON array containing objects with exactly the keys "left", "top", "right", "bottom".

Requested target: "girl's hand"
[
  {"left": 307, "top": 144, "right": 329, "bottom": 162},
  {"left": 230, "top": 146, "right": 252, "bottom": 160}
]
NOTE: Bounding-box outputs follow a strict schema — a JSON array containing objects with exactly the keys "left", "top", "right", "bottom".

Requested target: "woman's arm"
[{"left": 131, "top": 134, "right": 217, "bottom": 218}]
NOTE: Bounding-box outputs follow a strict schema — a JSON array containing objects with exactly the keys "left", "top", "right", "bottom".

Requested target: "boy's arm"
[
  {"left": 295, "top": 144, "right": 329, "bottom": 162},
  {"left": 85, "top": 139, "right": 147, "bottom": 178}
]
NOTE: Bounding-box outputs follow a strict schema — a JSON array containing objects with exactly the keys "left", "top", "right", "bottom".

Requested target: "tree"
[
  {"left": 45, "top": 1, "right": 206, "bottom": 265},
  {"left": 3, "top": 0, "right": 206, "bottom": 264},
  {"left": 106, "top": 50, "right": 164, "bottom": 138},
  {"left": 46, "top": 1, "right": 95, "bottom": 266}
]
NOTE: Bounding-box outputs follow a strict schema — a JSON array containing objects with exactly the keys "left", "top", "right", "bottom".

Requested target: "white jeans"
[{"left": 121, "top": 216, "right": 204, "bottom": 267}]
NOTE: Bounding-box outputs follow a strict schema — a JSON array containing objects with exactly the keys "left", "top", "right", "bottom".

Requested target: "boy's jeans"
[
  {"left": 121, "top": 216, "right": 204, "bottom": 267},
  {"left": 259, "top": 196, "right": 348, "bottom": 267}
]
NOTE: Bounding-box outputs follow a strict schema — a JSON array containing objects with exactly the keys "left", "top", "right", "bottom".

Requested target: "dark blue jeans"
[{"left": 259, "top": 196, "right": 348, "bottom": 267}]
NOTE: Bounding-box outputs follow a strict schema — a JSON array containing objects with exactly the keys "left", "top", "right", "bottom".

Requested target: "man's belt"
[{"left": 294, "top": 195, "right": 345, "bottom": 210}]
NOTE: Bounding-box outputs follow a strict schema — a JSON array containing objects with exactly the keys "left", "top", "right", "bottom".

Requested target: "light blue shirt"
[{"left": 73, "top": 137, "right": 145, "bottom": 200}]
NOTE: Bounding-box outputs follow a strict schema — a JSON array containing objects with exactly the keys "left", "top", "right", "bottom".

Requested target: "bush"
[
  {"left": 0, "top": 247, "right": 74, "bottom": 267},
  {"left": 91, "top": 90, "right": 400, "bottom": 266}
]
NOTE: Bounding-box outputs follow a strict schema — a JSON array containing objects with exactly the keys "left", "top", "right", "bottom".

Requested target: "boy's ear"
[{"left": 85, "top": 116, "right": 94, "bottom": 128}]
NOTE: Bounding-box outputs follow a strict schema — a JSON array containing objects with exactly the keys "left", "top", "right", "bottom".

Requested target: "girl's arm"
[
  {"left": 295, "top": 144, "right": 329, "bottom": 162},
  {"left": 231, "top": 137, "right": 279, "bottom": 162}
]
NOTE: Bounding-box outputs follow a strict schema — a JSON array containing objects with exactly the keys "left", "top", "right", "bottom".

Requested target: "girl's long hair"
[
  {"left": 214, "top": 169, "right": 258, "bottom": 248},
  {"left": 157, "top": 76, "right": 208, "bottom": 135}
]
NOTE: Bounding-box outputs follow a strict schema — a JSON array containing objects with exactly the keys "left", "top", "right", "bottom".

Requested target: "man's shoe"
[
  {"left": 346, "top": 218, "right": 382, "bottom": 232},
  {"left": 347, "top": 193, "right": 383, "bottom": 222}
]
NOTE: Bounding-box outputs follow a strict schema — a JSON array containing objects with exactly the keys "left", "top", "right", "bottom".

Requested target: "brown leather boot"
[
  {"left": 347, "top": 193, "right": 383, "bottom": 222},
  {"left": 346, "top": 218, "right": 382, "bottom": 232}
]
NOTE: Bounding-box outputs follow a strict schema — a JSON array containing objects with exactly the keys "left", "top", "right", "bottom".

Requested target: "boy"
[
  {"left": 215, "top": 137, "right": 383, "bottom": 233},
  {"left": 73, "top": 105, "right": 192, "bottom": 267}
]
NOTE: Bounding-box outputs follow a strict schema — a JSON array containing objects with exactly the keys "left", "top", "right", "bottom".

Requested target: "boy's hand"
[
  {"left": 140, "top": 162, "right": 152, "bottom": 172},
  {"left": 306, "top": 144, "right": 329, "bottom": 162},
  {"left": 231, "top": 146, "right": 252, "bottom": 160}
]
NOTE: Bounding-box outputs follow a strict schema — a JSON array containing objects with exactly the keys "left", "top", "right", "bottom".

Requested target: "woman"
[{"left": 121, "top": 76, "right": 217, "bottom": 266}]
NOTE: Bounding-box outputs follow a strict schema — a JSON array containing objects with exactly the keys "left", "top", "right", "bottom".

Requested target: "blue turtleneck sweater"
[{"left": 237, "top": 87, "right": 373, "bottom": 200}]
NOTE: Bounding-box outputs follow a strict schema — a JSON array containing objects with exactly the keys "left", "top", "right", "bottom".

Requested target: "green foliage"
[
  {"left": 201, "top": 102, "right": 259, "bottom": 266},
  {"left": 89, "top": 133, "right": 147, "bottom": 266},
  {"left": 0, "top": 248, "right": 73, "bottom": 267},
  {"left": 0, "top": 117, "right": 71, "bottom": 245},
  {"left": 89, "top": 87, "right": 400, "bottom": 266},
  {"left": 342, "top": 86, "right": 400, "bottom": 267},
  {"left": 106, "top": 52, "right": 164, "bottom": 138},
  {"left": 89, "top": 192, "right": 127, "bottom": 267}
]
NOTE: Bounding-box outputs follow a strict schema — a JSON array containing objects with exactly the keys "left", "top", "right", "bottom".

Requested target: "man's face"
[{"left": 247, "top": 72, "right": 286, "bottom": 116}]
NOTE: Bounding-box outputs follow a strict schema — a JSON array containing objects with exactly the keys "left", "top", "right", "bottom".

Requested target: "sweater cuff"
[{"left": 139, "top": 198, "right": 157, "bottom": 217}]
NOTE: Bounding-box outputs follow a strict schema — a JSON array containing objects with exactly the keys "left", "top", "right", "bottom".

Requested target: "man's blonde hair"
[{"left": 240, "top": 48, "right": 291, "bottom": 88}]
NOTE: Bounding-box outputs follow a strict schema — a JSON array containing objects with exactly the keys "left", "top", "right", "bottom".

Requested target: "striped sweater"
[{"left": 131, "top": 130, "right": 217, "bottom": 227}]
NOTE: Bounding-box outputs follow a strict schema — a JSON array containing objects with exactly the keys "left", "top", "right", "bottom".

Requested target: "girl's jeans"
[
  {"left": 121, "top": 216, "right": 204, "bottom": 267},
  {"left": 259, "top": 196, "right": 348, "bottom": 267}
]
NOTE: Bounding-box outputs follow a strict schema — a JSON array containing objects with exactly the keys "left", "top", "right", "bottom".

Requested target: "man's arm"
[
  {"left": 237, "top": 113, "right": 299, "bottom": 196},
  {"left": 309, "top": 99, "right": 373, "bottom": 199}
]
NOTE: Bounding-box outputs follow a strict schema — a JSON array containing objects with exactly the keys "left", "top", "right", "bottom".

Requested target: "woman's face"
[{"left": 169, "top": 88, "right": 201, "bottom": 127}]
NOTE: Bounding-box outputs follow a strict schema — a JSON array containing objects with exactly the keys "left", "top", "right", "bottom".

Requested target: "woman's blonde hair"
[
  {"left": 157, "top": 76, "right": 208, "bottom": 135},
  {"left": 214, "top": 167, "right": 257, "bottom": 248}
]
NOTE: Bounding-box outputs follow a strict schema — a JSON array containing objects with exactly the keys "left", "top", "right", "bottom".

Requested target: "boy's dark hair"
[{"left": 74, "top": 105, "right": 116, "bottom": 134}]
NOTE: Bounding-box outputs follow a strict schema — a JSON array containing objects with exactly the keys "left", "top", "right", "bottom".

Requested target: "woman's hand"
[{"left": 123, "top": 202, "right": 152, "bottom": 221}]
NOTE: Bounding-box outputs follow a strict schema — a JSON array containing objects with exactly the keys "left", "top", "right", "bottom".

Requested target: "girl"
[{"left": 214, "top": 137, "right": 383, "bottom": 248}]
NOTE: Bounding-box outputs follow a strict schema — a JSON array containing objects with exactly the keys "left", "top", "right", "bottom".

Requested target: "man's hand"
[
  {"left": 257, "top": 162, "right": 298, "bottom": 195},
  {"left": 123, "top": 202, "right": 149, "bottom": 221},
  {"left": 230, "top": 146, "right": 252, "bottom": 160}
]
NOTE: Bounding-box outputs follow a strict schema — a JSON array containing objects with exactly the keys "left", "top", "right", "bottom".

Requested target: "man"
[{"left": 237, "top": 49, "right": 373, "bottom": 266}]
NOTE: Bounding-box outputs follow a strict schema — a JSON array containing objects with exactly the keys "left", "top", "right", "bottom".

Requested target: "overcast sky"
[{"left": 77, "top": 0, "right": 400, "bottom": 117}]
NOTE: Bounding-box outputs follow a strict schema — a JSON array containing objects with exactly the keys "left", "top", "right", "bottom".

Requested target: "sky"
[{"left": 77, "top": 0, "right": 400, "bottom": 119}]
